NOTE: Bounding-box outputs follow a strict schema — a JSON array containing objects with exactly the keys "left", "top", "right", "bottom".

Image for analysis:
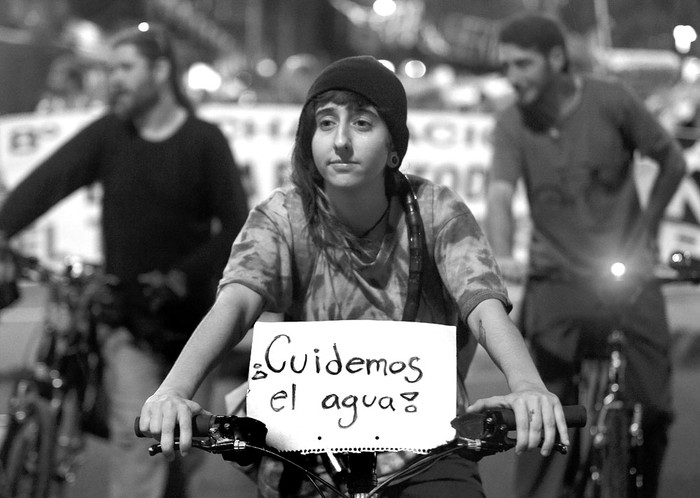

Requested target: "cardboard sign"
[{"left": 246, "top": 320, "right": 456, "bottom": 454}]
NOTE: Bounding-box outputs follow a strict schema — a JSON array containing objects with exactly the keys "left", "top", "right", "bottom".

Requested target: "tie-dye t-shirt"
[
  {"left": 219, "top": 175, "right": 510, "bottom": 486},
  {"left": 219, "top": 175, "right": 509, "bottom": 325}
]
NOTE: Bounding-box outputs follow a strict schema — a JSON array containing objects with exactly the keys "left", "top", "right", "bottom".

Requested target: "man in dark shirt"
[
  {"left": 0, "top": 25, "right": 248, "bottom": 497},
  {"left": 485, "top": 13, "right": 686, "bottom": 498}
]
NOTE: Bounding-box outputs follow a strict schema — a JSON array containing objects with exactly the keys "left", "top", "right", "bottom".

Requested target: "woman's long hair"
[
  {"left": 110, "top": 24, "right": 194, "bottom": 113},
  {"left": 291, "top": 90, "right": 397, "bottom": 267}
]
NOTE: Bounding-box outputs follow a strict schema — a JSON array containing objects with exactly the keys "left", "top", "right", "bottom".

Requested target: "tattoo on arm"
[{"left": 478, "top": 320, "right": 487, "bottom": 349}]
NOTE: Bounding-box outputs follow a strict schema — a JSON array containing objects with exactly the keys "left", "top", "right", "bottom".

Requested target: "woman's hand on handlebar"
[
  {"left": 138, "top": 390, "right": 207, "bottom": 460},
  {"left": 465, "top": 386, "right": 569, "bottom": 457}
]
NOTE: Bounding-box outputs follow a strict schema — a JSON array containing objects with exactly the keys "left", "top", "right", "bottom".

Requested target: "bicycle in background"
[
  {"left": 573, "top": 251, "right": 700, "bottom": 498},
  {"left": 0, "top": 255, "right": 111, "bottom": 498}
]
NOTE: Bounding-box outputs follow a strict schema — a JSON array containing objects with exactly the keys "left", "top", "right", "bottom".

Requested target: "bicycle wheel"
[
  {"left": 1, "top": 395, "right": 56, "bottom": 498},
  {"left": 599, "top": 406, "right": 631, "bottom": 498}
]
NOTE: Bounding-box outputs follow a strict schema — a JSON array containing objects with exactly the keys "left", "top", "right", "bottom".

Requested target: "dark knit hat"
[{"left": 304, "top": 55, "right": 409, "bottom": 163}]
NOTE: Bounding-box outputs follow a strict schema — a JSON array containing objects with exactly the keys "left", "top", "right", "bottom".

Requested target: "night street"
[{"left": 2, "top": 1, "right": 700, "bottom": 497}]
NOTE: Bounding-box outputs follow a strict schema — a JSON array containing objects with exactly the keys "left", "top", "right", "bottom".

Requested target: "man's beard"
[
  {"left": 110, "top": 88, "right": 159, "bottom": 121},
  {"left": 517, "top": 76, "right": 560, "bottom": 134}
]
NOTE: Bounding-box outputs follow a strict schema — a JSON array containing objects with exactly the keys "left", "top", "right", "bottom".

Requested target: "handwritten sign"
[{"left": 246, "top": 320, "right": 456, "bottom": 454}]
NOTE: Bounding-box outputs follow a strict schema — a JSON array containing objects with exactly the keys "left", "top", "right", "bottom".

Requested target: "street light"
[
  {"left": 186, "top": 62, "right": 222, "bottom": 93},
  {"left": 403, "top": 59, "right": 426, "bottom": 79},
  {"left": 373, "top": 0, "right": 397, "bottom": 17},
  {"left": 673, "top": 25, "right": 697, "bottom": 54}
]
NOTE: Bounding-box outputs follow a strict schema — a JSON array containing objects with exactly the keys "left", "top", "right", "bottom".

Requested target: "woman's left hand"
[{"left": 465, "top": 386, "right": 570, "bottom": 456}]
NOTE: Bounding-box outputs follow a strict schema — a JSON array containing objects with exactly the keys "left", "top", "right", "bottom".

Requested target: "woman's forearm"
[{"left": 467, "top": 299, "right": 545, "bottom": 392}]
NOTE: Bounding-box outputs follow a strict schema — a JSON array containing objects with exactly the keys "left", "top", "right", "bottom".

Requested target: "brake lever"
[
  {"left": 147, "top": 437, "right": 246, "bottom": 457},
  {"left": 450, "top": 410, "right": 515, "bottom": 458},
  {"left": 451, "top": 410, "right": 569, "bottom": 457},
  {"left": 145, "top": 415, "right": 267, "bottom": 466}
]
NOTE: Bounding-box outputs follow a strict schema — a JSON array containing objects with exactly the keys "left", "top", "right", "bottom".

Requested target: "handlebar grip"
[
  {"left": 134, "top": 414, "right": 216, "bottom": 438},
  {"left": 498, "top": 405, "right": 587, "bottom": 430}
]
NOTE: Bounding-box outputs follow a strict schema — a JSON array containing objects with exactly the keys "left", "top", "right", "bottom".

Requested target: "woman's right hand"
[{"left": 138, "top": 390, "right": 207, "bottom": 460}]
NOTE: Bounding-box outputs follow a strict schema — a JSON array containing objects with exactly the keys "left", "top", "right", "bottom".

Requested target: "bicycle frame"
[{"left": 575, "top": 330, "right": 643, "bottom": 498}]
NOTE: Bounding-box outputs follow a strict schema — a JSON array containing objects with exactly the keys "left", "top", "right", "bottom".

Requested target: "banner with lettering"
[
  {"left": 0, "top": 108, "right": 105, "bottom": 262},
  {"left": 246, "top": 320, "right": 456, "bottom": 453},
  {"left": 1, "top": 105, "right": 699, "bottom": 264}
]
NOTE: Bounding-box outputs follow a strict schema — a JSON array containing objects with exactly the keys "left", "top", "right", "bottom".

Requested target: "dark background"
[{"left": 2, "top": 0, "right": 700, "bottom": 115}]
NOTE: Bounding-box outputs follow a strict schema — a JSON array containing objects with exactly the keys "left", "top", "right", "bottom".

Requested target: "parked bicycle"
[
  {"left": 572, "top": 250, "right": 700, "bottom": 498},
  {"left": 0, "top": 254, "right": 110, "bottom": 498},
  {"left": 136, "top": 404, "right": 586, "bottom": 498}
]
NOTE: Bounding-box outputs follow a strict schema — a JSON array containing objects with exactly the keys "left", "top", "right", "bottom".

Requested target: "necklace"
[{"left": 359, "top": 202, "right": 390, "bottom": 238}]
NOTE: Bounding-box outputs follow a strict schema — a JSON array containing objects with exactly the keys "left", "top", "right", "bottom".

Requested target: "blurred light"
[
  {"left": 373, "top": 0, "right": 397, "bottom": 17},
  {"left": 673, "top": 25, "right": 697, "bottom": 54},
  {"left": 610, "top": 262, "right": 626, "bottom": 279},
  {"left": 672, "top": 98, "right": 696, "bottom": 122},
  {"left": 445, "top": 85, "right": 482, "bottom": 108},
  {"left": 430, "top": 64, "right": 456, "bottom": 86},
  {"left": 378, "top": 59, "right": 396, "bottom": 73},
  {"left": 481, "top": 76, "right": 514, "bottom": 101},
  {"left": 403, "top": 59, "right": 427, "bottom": 79},
  {"left": 138, "top": 22, "right": 150, "bottom": 33},
  {"left": 256, "top": 58, "right": 278, "bottom": 78},
  {"left": 682, "top": 57, "right": 700, "bottom": 82},
  {"left": 65, "top": 19, "right": 104, "bottom": 58},
  {"left": 186, "top": 62, "right": 222, "bottom": 92},
  {"left": 284, "top": 53, "right": 320, "bottom": 73}
]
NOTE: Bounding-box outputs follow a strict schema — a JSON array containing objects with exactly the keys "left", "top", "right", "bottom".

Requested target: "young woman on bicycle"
[{"left": 138, "top": 55, "right": 570, "bottom": 497}]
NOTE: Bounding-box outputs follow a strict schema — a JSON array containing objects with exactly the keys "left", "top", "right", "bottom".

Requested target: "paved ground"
[{"left": 1, "top": 283, "right": 699, "bottom": 497}]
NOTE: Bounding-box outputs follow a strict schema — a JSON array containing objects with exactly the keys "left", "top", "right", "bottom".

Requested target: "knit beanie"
[{"left": 303, "top": 55, "right": 409, "bottom": 163}]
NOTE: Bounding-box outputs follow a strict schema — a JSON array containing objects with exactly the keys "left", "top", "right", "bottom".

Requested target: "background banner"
[{"left": 1, "top": 105, "right": 699, "bottom": 265}]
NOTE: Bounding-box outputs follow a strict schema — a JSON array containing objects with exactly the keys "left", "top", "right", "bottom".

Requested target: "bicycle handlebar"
[
  {"left": 484, "top": 404, "right": 587, "bottom": 431},
  {"left": 134, "top": 405, "right": 588, "bottom": 439},
  {"left": 135, "top": 406, "right": 586, "bottom": 497},
  {"left": 134, "top": 414, "right": 217, "bottom": 439},
  {"left": 134, "top": 404, "right": 587, "bottom": 455}
]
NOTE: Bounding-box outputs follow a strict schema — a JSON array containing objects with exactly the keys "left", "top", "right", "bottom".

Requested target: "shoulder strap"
[
  {"left": 396, "top": 173, "right": 425, "bottom": 322},
  {"left": 404, "top": 174, "right": 475, "bottom": 397},
  {"left": 284, "top": 192, "right": 315, "bottom": 320}
]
